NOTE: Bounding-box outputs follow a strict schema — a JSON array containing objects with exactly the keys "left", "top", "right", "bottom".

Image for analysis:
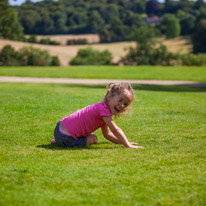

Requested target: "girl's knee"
[
  {"left": 86, "top": 134, "right": 97, "bottom": 145},
  {"left": 91, "top": 134, "right": 97, "bottom": 144},
  {"left": 93, "top": 135, "right": 97, "bottom": 144}
]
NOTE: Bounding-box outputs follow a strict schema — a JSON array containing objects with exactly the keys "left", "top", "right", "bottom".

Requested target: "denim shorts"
[{"left": 54, "top": 122, "right": 87, "bottom": 147}]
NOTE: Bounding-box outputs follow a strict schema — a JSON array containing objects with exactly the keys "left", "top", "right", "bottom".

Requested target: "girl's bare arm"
[
  {"left": 101, "top": 124, "right": 121, "bottom": 144},
  {"left": 102, "top": 116, "right": 145, "bottom": 149}
]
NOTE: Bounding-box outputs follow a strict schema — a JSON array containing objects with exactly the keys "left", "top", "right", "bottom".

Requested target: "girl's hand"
[
  {"left": 130, "top": 142, "right": 138, "bottom": 145},
  {"left": 128, "top": 142, "right": 145, "bottom": 149},
  {"left": 102, "top": 117, "right": 145, "bottom": 149}
]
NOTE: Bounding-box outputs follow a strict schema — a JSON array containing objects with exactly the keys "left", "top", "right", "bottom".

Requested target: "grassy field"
[
  {"left": 0, "top": 66, "right": 206, "bottom": 82},
  {"left": 0, "top": 82, "right": 205, "bottom": 205}
]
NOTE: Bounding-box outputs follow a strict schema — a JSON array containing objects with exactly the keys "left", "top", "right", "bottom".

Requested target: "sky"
[
  {"left": 8, "top": 0, "right": 205, "bottom": 6},
  {"left": 9, "top": 0, "right": 43, "bottom": 5},
  {"left": 9, "top": 0, "right": 166, "bottom": 6}
]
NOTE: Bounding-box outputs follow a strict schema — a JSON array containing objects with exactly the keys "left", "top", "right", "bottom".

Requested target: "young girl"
[{"left": 51, "top": 83, "right": 144, "bottom": 149}]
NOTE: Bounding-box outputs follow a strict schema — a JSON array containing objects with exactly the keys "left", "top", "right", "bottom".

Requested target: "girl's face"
[{"left": 106, "top": 91, "right": 133, "bottom": 115}]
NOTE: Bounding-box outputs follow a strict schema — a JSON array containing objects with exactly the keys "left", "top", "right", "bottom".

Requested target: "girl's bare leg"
[
  {"left": 51, "top": 137, "right": 56, "bottom": 144},
  {"left": 51, "top": 134, "right": 97, "bottom": 145},
  {"left": 86, "top": 134, "right": 97, "bottom": 146}
]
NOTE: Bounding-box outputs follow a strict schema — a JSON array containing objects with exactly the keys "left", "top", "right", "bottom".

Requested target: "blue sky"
[
  {"left": 8, "top": 0, "right": 205, "bottom": 6},
  {"left": 9, "top": 0, "right": 42, "bottom": 5},
  {"left": 9, "top": 0, "right": 166, "bottom": 6}
]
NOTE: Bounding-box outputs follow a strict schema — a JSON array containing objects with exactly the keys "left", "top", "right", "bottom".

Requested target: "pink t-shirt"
[{"left": 60, "top": 102, "right": 111, "bottom": 139}]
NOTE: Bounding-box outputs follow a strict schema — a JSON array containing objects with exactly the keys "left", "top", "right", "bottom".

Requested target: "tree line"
[{"left": 5, "top": 0, "right": 206, "bottom": 42}]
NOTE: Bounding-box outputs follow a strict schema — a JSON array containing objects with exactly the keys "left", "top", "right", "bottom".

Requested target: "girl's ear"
[{"left": 106, "top": 94, "right": 111, "bottom": 101}]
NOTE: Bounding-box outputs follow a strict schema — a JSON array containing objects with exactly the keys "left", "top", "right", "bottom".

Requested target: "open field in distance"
[
  {"left": 0, "top": 38, "right": 135, "bottom": 66},
  {"left": 0, "top": 35, "right": 192, "bottom": 66}
]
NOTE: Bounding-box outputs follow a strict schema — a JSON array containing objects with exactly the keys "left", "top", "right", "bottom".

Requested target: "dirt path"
[{"left": 0, "top": 76, "right": 206, "bottom": 87}]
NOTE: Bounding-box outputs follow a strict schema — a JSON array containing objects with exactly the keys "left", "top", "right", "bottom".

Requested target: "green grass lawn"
[
  {"left": 0, "top": 82, "right": 205, "bottom": 205},
  {"left": 0, "top": 65, "right": 206, "bottom": 82}
]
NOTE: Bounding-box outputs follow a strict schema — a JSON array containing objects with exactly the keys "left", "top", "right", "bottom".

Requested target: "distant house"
[
  {"left": 145, "top": 0, "right": 161, "bottom": 25},
  {"left": 146, "top": 14, "right": 161, "bottom": 24}
]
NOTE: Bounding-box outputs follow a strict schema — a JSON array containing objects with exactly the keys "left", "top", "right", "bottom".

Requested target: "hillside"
[{"left": 0, "top": 36, "right": 192, "bottom": 66}]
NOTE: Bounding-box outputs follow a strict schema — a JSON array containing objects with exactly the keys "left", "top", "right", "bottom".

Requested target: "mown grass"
[
  {"left": 0, "top": 66, "right": 206, "bottom": 82},
  {"left": 0, "top": 82, "right": 205, "bottom": 206}
]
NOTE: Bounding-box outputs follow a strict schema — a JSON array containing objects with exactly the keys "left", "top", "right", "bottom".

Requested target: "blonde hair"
[
  {"left": 104, "top": 82, "right": 134, "bottom": 103},
  {"left": 104, "top": 83, "right": 134, "bottom": 118}
]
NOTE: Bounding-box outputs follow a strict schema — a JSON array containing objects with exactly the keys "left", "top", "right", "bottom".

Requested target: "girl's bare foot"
[{"left": 51, "top": 137, "right": 56, "bottom": 144}]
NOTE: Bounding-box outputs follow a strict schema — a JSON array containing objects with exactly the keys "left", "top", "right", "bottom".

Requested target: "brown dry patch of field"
[
  {"left": 160, "top": 36, "right": 192, "bottom": 54},
  {"left": 0, "top": 36, "right": 192, "bottom": 66}
]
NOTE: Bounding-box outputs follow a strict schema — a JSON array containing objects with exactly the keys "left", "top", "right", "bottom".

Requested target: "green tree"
[
  {"left": 110, "top": 16, "right": 128, "bottom": 41},
  {"left": 51, "top": 56, "right": 60, "bottom": 66},
  {"left": 122, "top": 11, "right": 146, "bottom": 28},
  {"left": 38, "top": 10, "right": 54, "bottom": 34},
  {"left": 124, "top": 26, "right": 156, "bottom": 65},
  {"left": 0, "top": 45, "right": 60, "bottom": 66},
  {"left": 53, "top": 10, "right": 67, "bottom": 33},
  {"left": 19, "top": 10, "right": 41, "bottom": 34},
  {"left": 70, "top": 47, "right": 112, "bottom": 65},
  {"left": 87, "top": 11, "right": 104, "bottom": 33},
  {"left": 122, "top": 26, "right": 177, "bottom": 65},
  {"left": 180, "top": 13, "right": 195, "bottom": 35},
  {"left": 130, "top": 0, "right": 146, "bottom": 14},
  {"left": 99, "top": 25, "right": 111, "bottom": 42},
  {"left": 194, "top": 0, "right": 205, "bottom": 10},
  {"left": 72, "top": 11, "right": 88, "bottom": 25},
  {"left": 146, "top": 0, "right": 159, "bottom": 16},
  {"left": 192, "top": 19, "right": 206, "bottom": 53},
  {"left": 176, "top": 10, "right": 195, "bottom": 35},
  {"left": 0, "top": 0, "right": 24, "bottom": 40},
  {"left": 27, "top": 35, "right": 38, "bottom": 43},
  {"left": 160, "top": 14, "right": 181, "bottom": 38},
  {"left": 0, "top": 0, "right": 8, "bottom": 16},
  {"left": 127, "top": 26, "right": 156, "bottom": 46},
  {"left": 0, "top": 45, "right": 22, "bottom": 66}
]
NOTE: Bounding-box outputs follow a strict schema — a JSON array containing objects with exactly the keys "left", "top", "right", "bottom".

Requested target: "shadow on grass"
[
  {"left": 53, "top": 83, "right": 206, "bottom": 93},
  {"left": 132, "top": 84, "right": 206, "bottom": 92},
  {"left": 37, "top": 142, "right": 119, "bottom": 150}
]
